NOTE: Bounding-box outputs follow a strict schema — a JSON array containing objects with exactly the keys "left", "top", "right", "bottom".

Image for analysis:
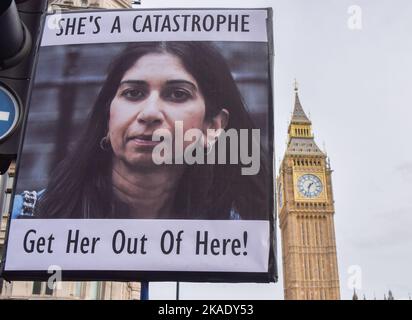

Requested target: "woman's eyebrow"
[
  {"left": 119, "top": 80, "right": 147, "bottom": 86},
  {"left": 165, "top": 80, "right": 197, "bottom": 91},
  {"left": 119, "top": 79, "right": 197, "bottom": 91}
]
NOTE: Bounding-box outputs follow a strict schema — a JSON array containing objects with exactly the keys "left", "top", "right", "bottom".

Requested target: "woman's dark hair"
[{"left": 36, "top": 42, "right": 271, "bottom": 220}]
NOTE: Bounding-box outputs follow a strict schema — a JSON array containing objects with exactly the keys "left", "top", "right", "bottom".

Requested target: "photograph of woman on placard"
[{"left": 12, "top": 42, "right": 272, "bottom": 220}]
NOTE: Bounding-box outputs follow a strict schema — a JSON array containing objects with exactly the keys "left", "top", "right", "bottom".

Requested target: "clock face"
[{"left": 297, "top": 174, "right": 323, "bottom": 198}]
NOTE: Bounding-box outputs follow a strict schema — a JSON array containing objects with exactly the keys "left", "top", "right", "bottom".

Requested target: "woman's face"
[{"left": 109, "top": 52, "right": 207, "bottom": 168}]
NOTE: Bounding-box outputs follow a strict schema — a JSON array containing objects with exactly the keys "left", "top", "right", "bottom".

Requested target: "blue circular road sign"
[{"left": 0, "top": 86, "right": 20, "bottom": 141}]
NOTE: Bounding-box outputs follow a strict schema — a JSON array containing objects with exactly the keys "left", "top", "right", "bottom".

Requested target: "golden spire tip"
[{"left": 293, "top": 78, "right": 299, "bottom": 92}]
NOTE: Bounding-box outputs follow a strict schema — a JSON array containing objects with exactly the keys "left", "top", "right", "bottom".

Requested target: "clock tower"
[{"left": 277, "top": 85, "right": 340, "bottom": 300}]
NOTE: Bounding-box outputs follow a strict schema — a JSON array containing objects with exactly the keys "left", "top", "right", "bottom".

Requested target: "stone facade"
[
  {"left": 1, "top": 280, "right": 140, "bottom": 300},
  {"left": 277, "top": 87, "right": 340, "bottom": 300},
  {"left": 48, "top": 0, "right": 130, "bottom": 11}
]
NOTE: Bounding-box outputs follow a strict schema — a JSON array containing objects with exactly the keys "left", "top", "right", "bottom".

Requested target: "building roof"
[
  {"left": 291, "top": 91, "right": 311, "bottom": 124},
  {"left": 286, "top": 137, "right": 325, "bottom": 156}
]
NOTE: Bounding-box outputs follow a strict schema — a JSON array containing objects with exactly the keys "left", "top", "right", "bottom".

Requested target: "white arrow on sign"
[{"left": 0, "top": 111, "right": 10, "bottom": 121}]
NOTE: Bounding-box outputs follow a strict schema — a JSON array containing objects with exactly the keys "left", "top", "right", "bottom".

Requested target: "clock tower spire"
[
  {"left": 288, "top": 87, "right": 313, "bottom": 140},
  {"left": 277, "top": 84, "right": 340, "bottom": 300}
]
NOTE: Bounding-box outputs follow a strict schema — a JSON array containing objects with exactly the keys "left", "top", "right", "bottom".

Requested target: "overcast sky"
[{"left": 137, "top": 0, "right": 412, "bottom": 300}]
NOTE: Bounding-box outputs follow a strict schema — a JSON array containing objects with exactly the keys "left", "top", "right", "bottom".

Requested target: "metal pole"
[
  {"left": 176, "top": 282, "right": 180, "bottom": 300},
  {"left": 140, "top": 281, "right": 149, "bottom": 300}
]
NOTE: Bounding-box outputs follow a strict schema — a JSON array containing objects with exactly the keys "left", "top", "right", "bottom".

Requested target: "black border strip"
[
  {"left": 1, "top": 270, "right": 273, "bottom": 283},
  {"left": 265, "top": 7, "right": 278, "bottom": 283}
]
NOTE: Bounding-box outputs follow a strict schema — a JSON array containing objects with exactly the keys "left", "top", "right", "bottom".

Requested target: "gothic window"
[
  {"left": 318, "top": 258, "right": 322, "bottom": 281},
  {"left": 301, "top": 221, "right": 305, "bottom": 246},
  {"left": 32, "top": 282, "right": 54, "bottom": 296},
  {"left": 319, "top": 219, "right": 324, "bottom": 246},
  {"left": 89, "top": 282, "right": 102, "bottom": 299},
  {"left": 318, "top": 220, "right": 323, "bottom": 246},
  {"left": 45, "top": 284, "right": 53, "bottom": 295},
  {"left": 308, "top": 255, "right": 312, "bottom": 280},
  {"left": 304, "top": 254, "right": 309, "bottom": 280},
  {"left": 32, "top": 282, "right": 42, "bottom": 295},
  {"left": 75, "top": 282, "right": 83, "bottom": 297},
  {"left": 321, "top": 255, "right": 326, "bottom": 280},
  {"left": 320, "top": 220, "right": 324, "bottom": 245}
]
